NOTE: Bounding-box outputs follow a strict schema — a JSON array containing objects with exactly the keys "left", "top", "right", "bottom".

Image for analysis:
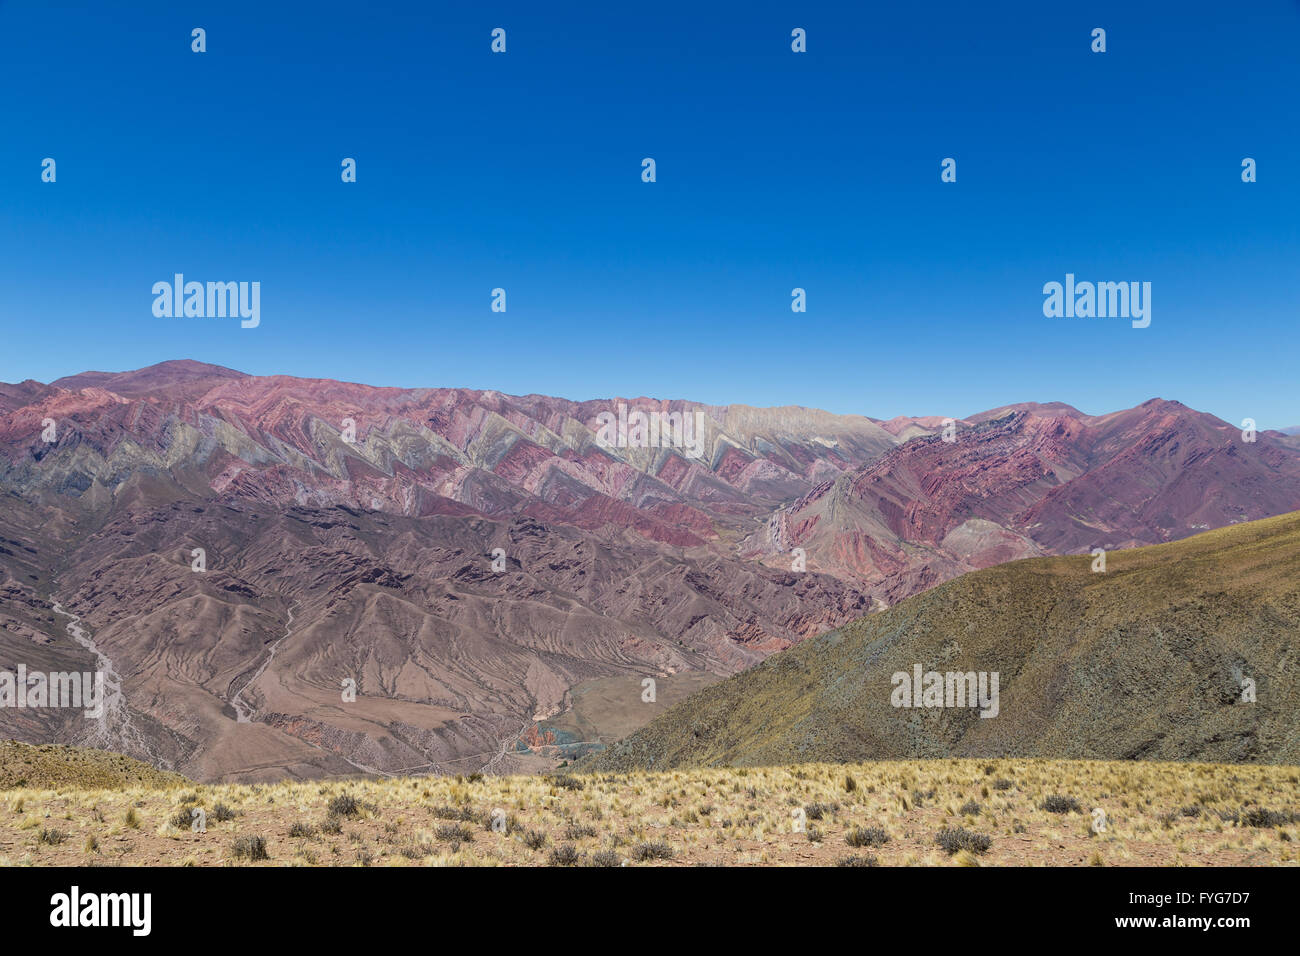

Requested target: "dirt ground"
[{"left": 2, "top": 758, "right": 1296, "bottom": 866}]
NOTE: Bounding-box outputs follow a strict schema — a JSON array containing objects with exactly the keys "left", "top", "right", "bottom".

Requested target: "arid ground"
[{"left": 3, "top": 748, "right": 1297, "bottom": 866}]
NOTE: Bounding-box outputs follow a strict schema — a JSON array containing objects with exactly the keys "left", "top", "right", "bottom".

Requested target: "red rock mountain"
[
  {"left": 756, "top": 400, "right": 1300, "bottom": 604},
  {"left": 1, "top": 361, "right": 1296, "bottom": 780}
]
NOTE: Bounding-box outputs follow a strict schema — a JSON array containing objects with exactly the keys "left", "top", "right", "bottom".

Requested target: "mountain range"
[{"left": 1, "top": 360, "right": 1297, "bottom": 781}]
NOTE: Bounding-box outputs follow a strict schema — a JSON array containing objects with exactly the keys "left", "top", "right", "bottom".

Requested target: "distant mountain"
[
  {"left": 749, "top": 399, "right": 1300, "bottom": 604},
  {"left": 1, "top": 362, "right": 1296, "bottom": 781},
  {"left": 583, "top": 511, "right": 1300, "bottom": 770},
  {"left": 0, "top": 362, "right": 889, "bottom": 780}
]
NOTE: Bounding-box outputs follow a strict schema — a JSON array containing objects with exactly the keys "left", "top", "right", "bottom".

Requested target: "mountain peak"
[{"left": 50, "top": 360, "right": 248, "bottom": 398}]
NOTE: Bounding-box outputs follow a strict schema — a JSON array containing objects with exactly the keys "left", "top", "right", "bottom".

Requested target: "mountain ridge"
[
  {"left": 582, "top": 510, "right": 1300, "bottom": 771},
  {"left": 2, "top": 361, "right": 1296, "bottom": 781}
]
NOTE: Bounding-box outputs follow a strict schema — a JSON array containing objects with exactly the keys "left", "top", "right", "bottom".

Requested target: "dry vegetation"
[{"left": 2, "top": 758, "right": 1297, "bottom": 867}]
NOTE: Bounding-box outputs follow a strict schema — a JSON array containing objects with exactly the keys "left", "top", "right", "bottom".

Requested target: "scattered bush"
[
  {"left": 845, "top": 826, "right": 889, "bottom": 848},
  {"left": 37, "top": 828, "right": 67, "bottom": 846},
  {"left": 1241, "top": 808, "right": 1298, "bottom": 828},
  {"left": 327, "top": 794, "right": 360, "bottom": 817},
  {"left": 1040, "top": 795, "right": 1082, "bottom": 814},
  {"left": 630, "top": 840, "right": 675, "bottom": 861},
  {"left": 430, "top": 805, "right": 478, "bottom": 822},
  {"left": 521, "top": 828, "right": 549, "bottom": 851},
  {"left": 805, "top": 802, "right": 837, "bottom": 821},
  {"left": 836, "top": 854, "right": 879, "bottom": 867},
  {"left": 231, "top": 835, "right": 269, "bottom": 861},
  {"left": 936, "top": 827, "right": 992, "bottom": 855},
  {"left": 548, "top": 844, "right": 581, "bottom": 866},
  {"left": 170, "top": 808, "right": 197, "bottom": 829},
  {"left": 588, "top": 849, "right": 621, "bottom": 867},
  {"left": 992, "top": 779, "right": 1014, "bottom": 791},
  {"left": 960, "top": 800, "right": 982, "bottom": 816},
  {"left": 435, "top": 823, "right": 476, "bottom": 844}
]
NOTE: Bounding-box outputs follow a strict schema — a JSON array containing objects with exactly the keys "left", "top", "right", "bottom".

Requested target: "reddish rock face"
[{"left": 767, "top": 401, "right": 1300, "bottom": 603}]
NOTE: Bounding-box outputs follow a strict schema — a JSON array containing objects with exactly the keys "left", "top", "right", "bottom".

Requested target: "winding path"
[
  {"left": 229, "top": 601, "right": 297, "bottom": 723},
  {"left": 50, "top": 601, "right": 162, "bottom": 765}
]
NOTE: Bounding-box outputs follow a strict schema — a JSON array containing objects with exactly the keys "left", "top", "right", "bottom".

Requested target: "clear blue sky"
[{"left": 2, "top": 1, "right": 1297, "bottom": 426}]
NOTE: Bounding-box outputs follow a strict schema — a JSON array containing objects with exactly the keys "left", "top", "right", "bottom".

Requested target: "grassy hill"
[
  {"left": 0, "top": 741, "right": 188, "bottom": 790},
  {"left": 582, "top": 511, "right": 1300, "bottom": 771}
]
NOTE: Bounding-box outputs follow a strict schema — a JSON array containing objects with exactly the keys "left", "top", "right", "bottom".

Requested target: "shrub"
[
  {"left": 231, "top": 835, "right": 269, "bottom": 861},
  {"left": 836, "top": 854, "right": 879, "bottom": 867},
  {"left": 563, "top": 822, "right": 597, "bottom": 841},
  {"left": 212, "top": 803, "right": 237, "bottom": 822},
  {"left": 319, "top": 815, "right": 343, "bottom": 835},
  {"left": 1040, "top": 794, "right": 1081, "bottom": 814},
  {"left": 521, "top": 828, "right": 549, "bottom": 851},
  {"left": 992, "top": 779, "right": 1014, "bottom": 791},
  {"left": 430, "top": 804, "right": 478, "bottom": 822},
  {"left": 37, "top": 828, "right": 67, "bottom": 846},
  {"left": 805, "top": 802, "right": 837, "bottom": 821},
  {"left": 936, "top": 827, "right": 992, "bottom": 855},
  {"left": 548, "top": 844, "right": 581, "bottom": 866},
  {"left": 288, "top": 822, "right": 316, "bottom": 838},
  {"left": 1241, "top": 808, "right": 1297, "bottom": 828},
  {"left": 845, "top": 826, "right": 889, "bottom": 848},
  {"left": 548, "top": 774, "right": 584, "bottom": 791},
  {"left": 960, "top": 800, "right": 982, "bottom": 816},
  {"left": 630, "top": 840, "right": 675, "bottom": 861},
  {"left": 327, "top": 794, "right": 360, "bottom": 817},
  {"left": 588, "top": 849, "right": 621, "bottom": 867},
  {"left": 171, "top": 807, "right": 197, "bottom": 829},
  {"left": 435, "top": 823, "right": 475, "bottom": 844}
]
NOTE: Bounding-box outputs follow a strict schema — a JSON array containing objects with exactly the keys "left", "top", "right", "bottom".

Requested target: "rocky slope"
[{"left": 584, "top": 511, "right": 1300, "bottom": 770}]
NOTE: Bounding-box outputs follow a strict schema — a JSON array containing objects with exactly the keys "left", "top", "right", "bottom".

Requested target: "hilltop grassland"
[
  {"left": 1, "top": 758, "right": 1297, "bottom": 867},
  {"left": 0, "top": 741, "right": 188, "bottom": 791},
  {"left": 584, "top": 511, "right": 1300, "bottom": 771}
]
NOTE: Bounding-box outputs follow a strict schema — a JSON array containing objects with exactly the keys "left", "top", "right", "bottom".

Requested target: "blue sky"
[{"left": 1, "top": 1, "right": 1297, "bottom": 426}]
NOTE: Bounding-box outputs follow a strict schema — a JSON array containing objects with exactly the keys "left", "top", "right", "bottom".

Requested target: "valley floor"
[{"left": 2, "top": 758, "right": 1297, "bottom": 867}]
